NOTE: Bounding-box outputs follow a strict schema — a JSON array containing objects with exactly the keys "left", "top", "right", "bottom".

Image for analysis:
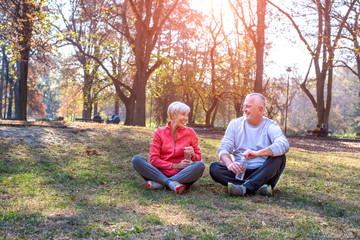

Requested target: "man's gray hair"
[
  {"left": 246, "top": 93, "right": 267, "bottom": 108},
  {"left": 167, "top": 101, "right": 190, "bottom": 119}
]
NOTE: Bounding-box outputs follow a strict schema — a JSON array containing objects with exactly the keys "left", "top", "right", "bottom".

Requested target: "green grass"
[{"left": 0, "top": 124, "right": 359, "bottom": 239}]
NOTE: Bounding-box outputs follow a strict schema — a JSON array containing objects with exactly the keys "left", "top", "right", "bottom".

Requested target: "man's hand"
[
  {"left": 243, "top": 149, "right": 259, "bottom": 159},
  {"left": 227, "top": 161, "right": 244, "bottom": 174},
  {"left": 172, "top": 159, "right": 191, "bottom": 169},
  {"left": 220, "top": 154, "right": 245, "bottom": 174},
  {"left": 243, "top": 147, "right": 274, "bottom": 159}
]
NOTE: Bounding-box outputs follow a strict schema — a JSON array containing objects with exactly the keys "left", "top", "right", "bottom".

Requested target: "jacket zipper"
[{"left": 173, "top": 141, "right": 176, "bottom": 155}]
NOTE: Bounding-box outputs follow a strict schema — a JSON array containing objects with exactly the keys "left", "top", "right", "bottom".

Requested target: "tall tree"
[
  {"left": 201, "top": 12, "right": 227, "bottom": 127},
  {"left": 229, "top": 0, "right": 266, "bottom": 93},
  {"left": 86, "top": 0, "right": 182, "bottom": 125},
  {"left": 151, "top": 2, "right": 205, "bottom": 123},
  {"left": 115, "top": 0, "right": 180, "bottom": 126},
  {"left": 56, "top": 0, "right": 111, "bottom": 119},
  {"left": 1, "top": 0, "right": 53, "bottom": 120},
  {"left": 0, "top": 0, "right": 36, "bottom": 120},
  {"left": 268, "top": 0, "right": 357, "bottom": 126},
  {"left": 224, "top": 18, "right": 255, "bottom": 117},
  {"left": 0, "top": 44, "right": 5, "bottom": 118}
]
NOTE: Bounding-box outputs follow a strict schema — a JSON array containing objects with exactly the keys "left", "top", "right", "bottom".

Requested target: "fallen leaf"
[
  {"left": 85, "top": 149, "right": 100, "bottom": 155},
  {"left": 337, "top": 226, "right": 344, "bottom": 231},
  {"left": 318, "top": 200, "right": 327, "bottom": 206}
]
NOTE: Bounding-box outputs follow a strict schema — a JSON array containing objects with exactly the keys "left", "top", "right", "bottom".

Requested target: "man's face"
[{"left": 242, "top": 96, "right": 263, "bottom": 125}]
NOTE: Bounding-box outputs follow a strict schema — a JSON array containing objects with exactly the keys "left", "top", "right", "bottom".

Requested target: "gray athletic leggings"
[{"left": 132, "top": 155, "right": 205, "bottom": 188}]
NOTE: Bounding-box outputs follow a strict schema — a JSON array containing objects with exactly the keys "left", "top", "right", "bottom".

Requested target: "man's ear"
[{"left": 258, "top": 106, "right": 264, "bottom": 114}]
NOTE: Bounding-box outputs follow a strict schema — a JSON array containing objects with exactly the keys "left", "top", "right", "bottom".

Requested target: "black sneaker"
[
  {"left": 227, "top": 182, "right": 246, "bottom": 196},
  {"left": 255, "top": 184, "right": 273, "bottom": 196}
]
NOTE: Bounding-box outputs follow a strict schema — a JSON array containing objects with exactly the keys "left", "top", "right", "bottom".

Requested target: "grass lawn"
[{"left": 0, "top": 123, "right": 359, "bottom": 239}]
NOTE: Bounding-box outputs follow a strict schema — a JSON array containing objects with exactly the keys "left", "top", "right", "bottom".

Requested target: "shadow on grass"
[{"left": 0, "top": 126, "right": 155, "bottom": 238}]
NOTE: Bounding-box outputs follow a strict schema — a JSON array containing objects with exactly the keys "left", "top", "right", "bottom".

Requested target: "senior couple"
[{"left": 132, "top": 93, "right": 290, "bottom": 196}]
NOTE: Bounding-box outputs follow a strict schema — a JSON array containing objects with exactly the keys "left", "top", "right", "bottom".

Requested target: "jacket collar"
[{"left": 166, "top": 121, "right": 185, "bottom": 133}]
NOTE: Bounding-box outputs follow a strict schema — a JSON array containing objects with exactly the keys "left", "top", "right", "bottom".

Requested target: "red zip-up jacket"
[{"left": 149, "top": 122, "right": 202, "bottom": 177}]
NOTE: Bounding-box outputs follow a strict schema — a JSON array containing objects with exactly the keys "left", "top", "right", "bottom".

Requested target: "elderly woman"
[{"left": 132, "top": 101, "right": 205, "bottom": 194}]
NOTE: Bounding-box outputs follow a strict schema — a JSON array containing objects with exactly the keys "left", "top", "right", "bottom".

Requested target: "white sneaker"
[{"left": 146, "top": 180, "right": 164, "bottom": 190}]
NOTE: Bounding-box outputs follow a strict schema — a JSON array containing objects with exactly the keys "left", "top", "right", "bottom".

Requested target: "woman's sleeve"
[
  {"left": 190, "top": 129, "right": 201, "bottom": 161},
  {"left": 149, "top": 129, "right": 173, "bottom": 170}
]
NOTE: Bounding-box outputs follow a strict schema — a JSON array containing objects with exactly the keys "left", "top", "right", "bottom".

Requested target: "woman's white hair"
[{"left": 167, "top": 101, "right": 190, "bottom": 120}]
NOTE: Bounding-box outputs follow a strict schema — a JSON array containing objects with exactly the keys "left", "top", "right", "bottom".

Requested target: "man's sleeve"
[
  {"left": 268, "top": 123, "right": 290, "bottom": 156},
  {"left": 218, "top": 120, "right": 236, "bottom": 159}
]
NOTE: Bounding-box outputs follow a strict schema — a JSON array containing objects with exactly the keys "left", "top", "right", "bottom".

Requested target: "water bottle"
[{"left": 235, "top": 157, "right": 248, "bottom": 180}]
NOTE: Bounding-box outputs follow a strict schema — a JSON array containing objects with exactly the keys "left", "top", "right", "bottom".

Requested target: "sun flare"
[{"left": 190, "top": 0, "right": 231, "bottom": 16}]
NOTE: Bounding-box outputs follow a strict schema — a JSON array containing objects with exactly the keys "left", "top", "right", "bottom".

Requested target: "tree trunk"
[
  {"left": 205, "top": 98, "right": 218, "bottom": 127},
  {"left": 15, "top": 0, "right": 33, "bottom": 121},
  {"left": 234, "top": 100, "right": 243, "bottom": 118},
  {"left": 82, "top": 73, "right": 93, "bottom": 119},
  {"left": 210, "top": 102, "right": 219, "bottom": 127},
  {"left": 15, "top": 62, "right": 20, "bottom": 119},
  {"left": 93, "top": 102, "right": 98, "bottom": 116},
  {"left": 114, "top": 99, "right": 119, "bottom": 115},
  {"left": 4, "top": 63, "right": 8, "bottom": 119},
  {"left": 0, "top": 46, "right": 5, "bottom": 118},
  {"left": 132, "top": 8, "right": 149, "bottom": 126},
  {"left": 134, "top": 70, "right": 147, "bottom": 126},
  {"left": 124, "top": 100, "right": 135, "bottom": 126},
  {"left": 17, "top": 46, "right": 30, "bottom": 120},
  {"left": 185, "top": 97, "right": 194, "bottom": 124},
  {"left": 7, "top": 78, "right": 13, "bottom": 119},
  {"left": 254, "top": 0, "right": 266, "bottom": 93}
]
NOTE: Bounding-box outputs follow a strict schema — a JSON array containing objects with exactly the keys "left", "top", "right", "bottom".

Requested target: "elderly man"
[{"left": 210, "top": 93, "right": 290, "bottom": 196}]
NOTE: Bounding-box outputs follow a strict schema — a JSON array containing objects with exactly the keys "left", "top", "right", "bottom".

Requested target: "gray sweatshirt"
[{"left": 218, "top": 117, "right": 290, "bottom": 169}]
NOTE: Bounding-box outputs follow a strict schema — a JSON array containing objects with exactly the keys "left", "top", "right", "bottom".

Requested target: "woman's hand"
[
  {"left": 183, "top": 146, "right": 194, "bottom": 160},
  {"left": 172, "top": 159, "right": 191, "bottom": 169}
]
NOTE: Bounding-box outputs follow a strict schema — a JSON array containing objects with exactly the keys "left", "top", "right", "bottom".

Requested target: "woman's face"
[{"left": 171, "top": 110, "right": 189, "bottom": 128}]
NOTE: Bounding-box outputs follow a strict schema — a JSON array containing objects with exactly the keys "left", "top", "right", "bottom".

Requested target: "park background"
[
  {"left": 0, "top": 0, "right": 359, "bottom": 136},
  {"left": 0, "top": 0, "right": 360, "bottom": 239}
]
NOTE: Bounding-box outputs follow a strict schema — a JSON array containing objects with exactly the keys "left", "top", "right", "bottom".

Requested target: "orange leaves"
[{"left": 85, "top": 149, "right": 99, "bottom": 155}]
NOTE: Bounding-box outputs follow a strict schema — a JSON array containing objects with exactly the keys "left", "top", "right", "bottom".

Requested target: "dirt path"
[{"left": 0, "top": 120, "right": 359, "bottom": 153}]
